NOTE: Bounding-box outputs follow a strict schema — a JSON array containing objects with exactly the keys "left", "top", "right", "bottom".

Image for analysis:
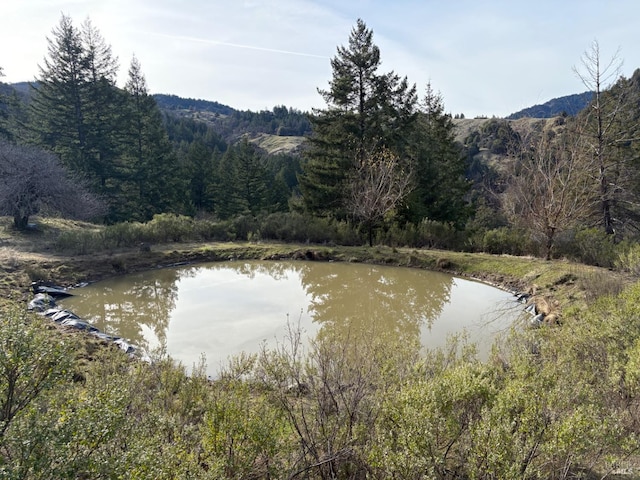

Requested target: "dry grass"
[{"left": 248, "top": 133, "right": 306, "bottom": 155}]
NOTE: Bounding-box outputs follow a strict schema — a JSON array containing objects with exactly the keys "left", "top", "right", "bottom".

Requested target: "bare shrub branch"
[{"left": 0, "top": 141, "right": 106, "bottom": 229}]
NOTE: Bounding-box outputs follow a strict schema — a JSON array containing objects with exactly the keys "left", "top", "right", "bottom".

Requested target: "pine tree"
[
  {"left": 214, "top": 139, "right": 267, "bottom": 219},
  {"left": 185, "top": 140, "right": 218, "bottom": 213},
  {"left": 29, "top": 15, "right": 122, "bottom": 192},
  {"left": 215, "top": 149, "right": 246, "bottom": 220},
  {"left": 403, "top": 84, "right": 470, "bottom": 226},
  {"left": 30, "top": 14, "right": 88, "bottom": 171},
  {"left": 233, "top": 139, "right": 268, "bottom": 215},
  {"left": 118, "top": 56, "right": 180, "bottom": 221},
  {"left": 80, "top": 18, "right": 121, "bottom": 189},
  {"left": 299, "top": 19, "right": 417, "bottom": 218}
]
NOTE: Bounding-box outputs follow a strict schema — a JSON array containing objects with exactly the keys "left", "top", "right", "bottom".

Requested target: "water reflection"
[
  {"left": 298, "top": 262, "right": 451, "bottom": 346},
  {"left": 65, "top": 267, "right": 182, "bottom": 346},
  {"left": 61, "top": 261, "right": 516, "bottom": 373}
]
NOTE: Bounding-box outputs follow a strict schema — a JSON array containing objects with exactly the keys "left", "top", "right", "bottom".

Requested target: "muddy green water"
[{"left": 61, "top": 261, "right": 520, "bottom": 374}]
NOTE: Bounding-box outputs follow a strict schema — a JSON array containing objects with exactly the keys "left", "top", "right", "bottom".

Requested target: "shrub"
[
  {"left": 615, "top": 241, "right": 640, "bottom": 275},
  {"left": 259, "top": 212, "right": 350, "bottom": 244},
  {"left": 53, "top": 229, "right": 103, "bottom": 255},
  {"left": 101, "top": 221, "right": 148, "bottom": 248},
  {"left": 379, "top": 220, "right": 467, "bottom": 250},
  {"left": 417, "top": 220, "right": 467, "bottom": 250},
  {"left": 230, "top": 215, "right": 260, "bottom": 242},
  {"left": 147, "top": 213, "right": 195, "bottom": 243},
  {"left": 194, "top": 219, "right": 235, "bottom": 242},
  {"left": 564, "top": 228, "right": 617, "bottom": 267},
  {"left": 481, "top": 227, "right": 529, "bottom": 255}
]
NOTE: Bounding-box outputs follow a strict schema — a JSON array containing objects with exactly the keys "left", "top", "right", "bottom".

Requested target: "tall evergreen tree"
[
  {"left": 214, "top": 139, "right": 267, "bottom": 219},
  {"left": 80, "top": 18, "right": 121, "bottom": 189},
  {"left": 30, "top": 15, "right": 87, "bottom": 170},
  {"left": 404, "top": 84, "right": 470, "bottom": 226},
  {"left": 185, "top": 140, "right": 218, "bottom": 213},
  {"left": 118, "top": 56, "right": 180, "bottom": 221},
  {"left": 233, "top": 139, "right": 268, "bottom": 215},
  {"left": 29, "top": 15, "right": 121, "bottom": 192},
  {"left": 215, "top": 148, "right": 246, "bottom": 220},
  {"left": 299, "top": 19, "right": 417, "bottom": 218}
]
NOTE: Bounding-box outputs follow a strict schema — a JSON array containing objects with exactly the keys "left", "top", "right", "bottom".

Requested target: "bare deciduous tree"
[
  {"left": 502, "top": 125, "right": 595, "bottom": 260},
  {"left": 0, "top": 142, "right": 105, "bottom": 229},
  {"left": 573, "top": 40, "right": 626, "bottom": 236},
  {"left": 346, "top": 147, "right": 413, "bottom": 246}
]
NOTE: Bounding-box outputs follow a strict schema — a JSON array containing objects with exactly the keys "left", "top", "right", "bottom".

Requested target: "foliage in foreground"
[{"left": 3, "top": 276, "right": 640, "bottom": 478}]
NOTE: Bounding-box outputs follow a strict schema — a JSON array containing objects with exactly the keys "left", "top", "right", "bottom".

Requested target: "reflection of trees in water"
[
  {"left": 64, "top": 260, "right": 453, "bottom": 355},
  {"left": 203, "top": 261, "right": 453, "bottom": 348},
  {"left": 63, "top": 267, "right": 181, "bottom": 348},
  {"left": 215, "top": 261, "right": 298, "bottom": 281},
  {"left": 295, "top": 263, "right": 453, "bottom": 346}
]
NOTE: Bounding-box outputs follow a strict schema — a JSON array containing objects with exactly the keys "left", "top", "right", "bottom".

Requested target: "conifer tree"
[
  {"left": 299, "top": 19, "right": 417, "bottom": 218},
  {"left": 214, "top": 139, "right": 267, "bottom": 219},
  {"left": 185, "top": 140, "right": 218, "bottom": 213},
  {"left": 119, "top": 56, "right": 180, "bottom": 221},
  {"left": 404, "top": 84, "right": 470, "bottom": 226},
  {"left": 215, "top": 149, "right": 246, "bottom": 220},
  {"left": 80, "top": 18, "right": 121, "bottom": 189},
  {"left": 233, "top": 139, "right": 268, "bottom": 215},
  {"left": 30, "top": 15, "right": 88, "bottom": 170}
]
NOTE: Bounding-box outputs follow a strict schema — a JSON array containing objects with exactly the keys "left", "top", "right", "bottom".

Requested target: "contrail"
[{"left": 148, "top": 32, "right": 329, "bottom": 59}]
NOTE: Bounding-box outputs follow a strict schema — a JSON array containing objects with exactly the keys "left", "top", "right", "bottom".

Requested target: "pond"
[{"left": 60, "top": 261, "right": 521, "bottom": 375}]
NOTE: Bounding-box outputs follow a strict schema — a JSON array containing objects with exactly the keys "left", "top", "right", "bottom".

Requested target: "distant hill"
[
  {"left": 0, "top": 81, "right": 33, "bottom": 101},
  {"left": 3, "top": 82, "right": 594, "bottom": 156},
  {"left": 507, "top": 91, "right": 593, "bottom": 119},
  {"left": 153, "top": 94, "right": 236, "bottom": 117}
]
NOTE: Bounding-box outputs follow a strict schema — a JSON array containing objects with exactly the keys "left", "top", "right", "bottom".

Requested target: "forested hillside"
[
  {"left": 507, "top": 91, "right": 593, "bottom": 119},
  {"left": 2, "top": 14, "right": 640, "bottom": 260}
]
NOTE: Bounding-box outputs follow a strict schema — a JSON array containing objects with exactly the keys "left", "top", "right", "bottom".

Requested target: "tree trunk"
[
  {"left": 545, "top": 226, "right": 556, "bottom": 261},
  {"left": 13, "top": 214, "right": 29, "bottom": 231}
]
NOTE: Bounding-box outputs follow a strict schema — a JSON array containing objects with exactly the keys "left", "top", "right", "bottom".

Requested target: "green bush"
[
  {"left": 417, "top": 219, "right": 467, "bottom": 250},
  {"left": 147, "top": 213, "right": 195, "bottom": 243},
  {"left": 194, "top": 219, "right": 235, "bottom": 242},
  {"left": 102, "top": 221, "right": 148, "bottom": 248},
  {"left": 259, "top": 212, "right": 354, "bottom": 244},
  {"left": 481, "top": 227, "right": 529, "bottom": 255},
  {"left": 53, "top": 229, "right": 104, "bottom": 255},
  {"left": 229, "top": 215, "right": 260, "bottom": 242},
  {"left": 614, "top": 240, "right": 640, "bottom": 275},
  {"left": 378, "top": 220, "right": 467, "bottom": 250},
  {"left": 564, "top": 228, "right": 617, "bottom": 267}
]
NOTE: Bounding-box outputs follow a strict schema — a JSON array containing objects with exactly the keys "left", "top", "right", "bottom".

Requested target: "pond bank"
[{"left": 2, "top": 237, "right": 622, "bottom": 317}]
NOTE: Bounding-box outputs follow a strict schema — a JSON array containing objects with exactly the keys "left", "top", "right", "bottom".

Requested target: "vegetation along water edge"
[{"left": 2, "top": 215, "right": 640, "bottom": 478}]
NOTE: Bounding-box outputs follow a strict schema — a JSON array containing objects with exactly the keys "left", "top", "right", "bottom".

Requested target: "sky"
[{"left": 2, "top": 0, "right": 640, "bottom": 118}]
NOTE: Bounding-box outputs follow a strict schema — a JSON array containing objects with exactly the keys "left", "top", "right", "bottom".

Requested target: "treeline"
[
  {"left": 155, "top": 94, "right": 313, "bottom": 139},
  {"left": 3, "top": 16, "right": 640, "bottom": 265},
  {"left": 0, "top": 15, "right": 469, "bottom": 251},
  {"left": 0, "top": 15, "right": 302, "bottom": 226}
]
